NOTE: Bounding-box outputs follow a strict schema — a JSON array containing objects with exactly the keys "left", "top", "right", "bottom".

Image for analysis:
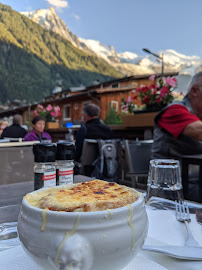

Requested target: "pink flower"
[
  {"left": 160, "top": 86, "right": 169, "bottom": 97},
  {"left": 50, "top": 111, "right": 55, "bottom": 117},
  {"left": 149, "top": 74, "right": 156, "bottom": 81},
  {"left": 37, "top": 104, "right": 44, "bottom": 112},
  {"left": 127, "top": 96, "right": 131, "bottom": 103},
  {"left": 54, "top": 106, "right": 60, "bottom": 113},
  {"left": 46, "top": 104, "right": 53, "bottom": 112},
  {"left": 166, "top": 77, "right": 177, "bottom": 87},
  {"left": 33, "top": 110, "right": 38, "bottom": 116},
  {"left": 54, "top": 112, "right": 61, "bottom": 118}
]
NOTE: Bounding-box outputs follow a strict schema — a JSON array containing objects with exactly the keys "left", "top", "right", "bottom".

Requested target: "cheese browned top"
[{"left": 25, "top": 180, "right": 139, "bottom": 212}]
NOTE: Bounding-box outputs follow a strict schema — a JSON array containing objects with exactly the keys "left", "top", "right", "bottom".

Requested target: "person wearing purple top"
[{"left": 24, "top": 115, "right": 52, "bottom": 142}]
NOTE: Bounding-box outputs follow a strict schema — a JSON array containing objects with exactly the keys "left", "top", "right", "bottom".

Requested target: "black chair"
[
  {"left": 180, "top": 154, "right": 202, "bottom": 203},
  {"left": 120, "top": 139, "right": 153, "bottom": 188},
  {"left": 80, "top": 139, "right": 99, "bottom": 176},
  {"left": 80, "top": 139, "right": 121, "bottom": 181}
]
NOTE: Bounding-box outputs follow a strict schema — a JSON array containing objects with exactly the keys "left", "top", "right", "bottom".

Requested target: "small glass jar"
[
  {"left": 34, "top": 162, "right": 56, "bottom": 190},
  {"left": 55, "top": 160, "right": 74, "bottom": 185},
  {"left": 56, "top": 142, "right": 75, "bottom": 186},
  {"left": 33, "top": 143, "right": 57, "bottom": 190}
]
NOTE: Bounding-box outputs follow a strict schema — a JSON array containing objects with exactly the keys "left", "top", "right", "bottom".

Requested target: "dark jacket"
[
  {"left": 152, "top": 95, "right": 202, "bottom": 159},
  {"left": 1, "top": 124, "right": 27, "bottom": 139},
  {"left": 74, "top": 118, "right": 113, "bottom": 161}
]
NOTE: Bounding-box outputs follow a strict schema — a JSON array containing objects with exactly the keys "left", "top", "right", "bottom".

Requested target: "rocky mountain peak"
[{"left": 21, "top": 7, "right": 85, "bottom": 50}]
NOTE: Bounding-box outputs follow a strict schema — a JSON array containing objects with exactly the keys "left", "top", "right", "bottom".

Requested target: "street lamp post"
[{"left": 142, "top": 48, "right": 164, "bottom": 76}]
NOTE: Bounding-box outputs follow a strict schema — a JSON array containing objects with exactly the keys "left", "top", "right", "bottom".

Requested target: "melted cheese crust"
[{"left": 25, "top": 180, "right": 139, "bottom": 212}]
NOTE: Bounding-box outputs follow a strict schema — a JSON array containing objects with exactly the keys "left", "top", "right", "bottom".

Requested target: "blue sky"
[{"left": 2, "top": 0, "right": 202, "bottom": 57}]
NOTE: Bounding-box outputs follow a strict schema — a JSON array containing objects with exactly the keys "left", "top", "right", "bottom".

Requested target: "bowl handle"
[{"left": 54, "top": 233, "right": 93, "bottom": 270}]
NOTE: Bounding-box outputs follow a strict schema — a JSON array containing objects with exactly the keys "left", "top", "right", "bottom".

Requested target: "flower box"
[
  {"left": 122, "top": 112, "right": 158, "bottom": 128},
  {"left": 45, "top": 122, "right": 59, "bottom": 129}
]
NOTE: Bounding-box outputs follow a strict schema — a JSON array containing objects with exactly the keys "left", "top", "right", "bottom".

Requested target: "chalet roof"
[
  {"left": 86, "top": 72, "right": 179, "bottom": 90},
  {"left": 69, "top": 85, "right": 86, "bottom": 92},
  {"left": 49, "top": 71, "right": 179, "bottom": 100}
]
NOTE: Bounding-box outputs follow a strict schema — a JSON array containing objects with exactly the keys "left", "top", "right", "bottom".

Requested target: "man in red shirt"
[
  {"left": 152, "top": 71, "right": 202, "bottom": 201},
  {"left": 152, "top": 71, "right": 202, "bottom": 159}
]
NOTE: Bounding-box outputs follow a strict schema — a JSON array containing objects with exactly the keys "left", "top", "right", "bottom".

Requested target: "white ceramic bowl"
[{"left": 17, "top": 187, "right": 148, "bottom": 270}]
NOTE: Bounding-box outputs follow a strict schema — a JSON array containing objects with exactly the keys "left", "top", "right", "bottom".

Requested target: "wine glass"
[{"left": 146, "top": 159, "right": 183, "bottom": 202}]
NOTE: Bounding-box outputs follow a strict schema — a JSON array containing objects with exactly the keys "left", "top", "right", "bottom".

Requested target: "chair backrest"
[
  {"left": 81, "top": 139, "right": 99, "bottom": 166},
  {"left": 81, "top": 139, "right": 99, "bottom": 176},
  {"left": 91, "top": 139, "right": 120, "bottom": 180},
  {"left": 124, "top": 139, "right": 153, "bottom": 174},
  {"left": 81, "top": 139, "right": 120, "bottom": 180}
]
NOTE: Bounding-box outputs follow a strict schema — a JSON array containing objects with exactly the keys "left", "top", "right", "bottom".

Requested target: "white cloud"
[
  {"left": 73, "top": 13, "right": 80, "bottom": 21},
  {"left": 45, "top": 0, "right": 68, "bottom": 8}
]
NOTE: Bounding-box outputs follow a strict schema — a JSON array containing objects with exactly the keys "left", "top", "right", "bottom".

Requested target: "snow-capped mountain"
[
  {"left": 21, "top": 7, "right": 91, "bottom": 53},
  {"left": 79, "top": 38, "right": 202, "bottom": 75},
  {"left": 21, "top": 7, "right": 202, "bottom": 77}
]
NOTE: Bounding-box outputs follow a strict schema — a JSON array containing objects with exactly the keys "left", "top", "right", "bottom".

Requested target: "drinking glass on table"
[
  {"left": 146, "top": 159, "right": 183, "bottom": 202},
  {"left": 0, "top": 205, "right": 21, "bottom": 251}
]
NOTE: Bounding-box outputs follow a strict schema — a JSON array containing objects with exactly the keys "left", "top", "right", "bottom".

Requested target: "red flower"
[
  {"left": 143, "top": 96, "right": 150, "bottom": 103},
  {"left": 156, "top": 97, "right": 162, "bottom": 103},
  {"left": 132, "top": 95, "right": 138, "bottom": 100},
  {"left": 160, "top": 86, "right": 169, "bottom": 97}
]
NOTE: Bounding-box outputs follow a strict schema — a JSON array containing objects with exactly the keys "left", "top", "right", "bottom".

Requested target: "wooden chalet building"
[{"left": 0, "top": 72, "right": 178, "bottom": 129}]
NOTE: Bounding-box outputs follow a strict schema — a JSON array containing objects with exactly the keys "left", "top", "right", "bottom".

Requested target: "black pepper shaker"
[{"left": 33, "top": 143, "right": 57, "bottom": 190}]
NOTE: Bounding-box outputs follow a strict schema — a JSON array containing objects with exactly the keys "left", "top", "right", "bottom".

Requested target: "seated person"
[
  {"left": 74, "top": 103, "right": 113, "bottom": 162},
  {"left": 0, "top": 120, "right": 8, "bottom": 137},
  {"left": 152, "top": 71, "right": 202, "bottom": 201},
  {"left": 1, "top": 114, "right": 26, "bottom": 139},
  {"left": 24, "top": 116, "right": 51, "bottom": 142}
]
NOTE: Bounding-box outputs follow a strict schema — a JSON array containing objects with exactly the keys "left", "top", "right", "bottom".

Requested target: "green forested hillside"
[{"left": 0, "top": 4, "right": 121, "bottom": 103}]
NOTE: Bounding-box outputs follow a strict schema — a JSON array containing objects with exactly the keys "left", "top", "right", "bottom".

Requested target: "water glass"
[
  {"left": 0, "top": 205, "right": 21, "bottom": 251},
  {"left": 146, "top": 159, "right": 183, "bottom": 202}
]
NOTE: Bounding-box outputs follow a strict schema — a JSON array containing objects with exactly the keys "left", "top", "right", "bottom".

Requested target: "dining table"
[{"left": 0, "top": 177, "right": 202, "bottom": 270}]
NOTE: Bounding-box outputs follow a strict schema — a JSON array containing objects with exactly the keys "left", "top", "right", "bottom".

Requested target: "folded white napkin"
[
  {"left": 145, "top": 207, "right": 202, "bottom": 246},
  {"left": 0, "top": 245, "right": 167, "bottom": 270},
  {"left": 142, "top": 206, "right": 202, "bottom": 270}
]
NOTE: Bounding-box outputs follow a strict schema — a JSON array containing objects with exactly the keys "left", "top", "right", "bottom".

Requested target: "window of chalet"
[
  {"left": 111, "top": 100, "right": 119, "bottom": 112},
  {"left": 111, "top": 83, "right": 120, "bottom": 88},
  {"left": 63, "top": 104, "right": 71, "bottom": 120}
]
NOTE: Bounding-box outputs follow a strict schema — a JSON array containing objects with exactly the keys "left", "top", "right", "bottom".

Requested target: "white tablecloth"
[{"left": 0, "top": 245, "right": 167, "bottom": 270}]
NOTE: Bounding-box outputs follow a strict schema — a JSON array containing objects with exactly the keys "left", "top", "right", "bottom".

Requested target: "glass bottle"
[
  {"left": 56, "top": 142, "right": 75, "bottom": 185},
  {"left": 33, "top": 143, "right": 57, "bottom": 190}
]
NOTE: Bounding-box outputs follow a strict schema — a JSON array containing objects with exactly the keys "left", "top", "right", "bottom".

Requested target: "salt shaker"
[{"left": 56, "top": 142, "right": 75, "bottom": 185}]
